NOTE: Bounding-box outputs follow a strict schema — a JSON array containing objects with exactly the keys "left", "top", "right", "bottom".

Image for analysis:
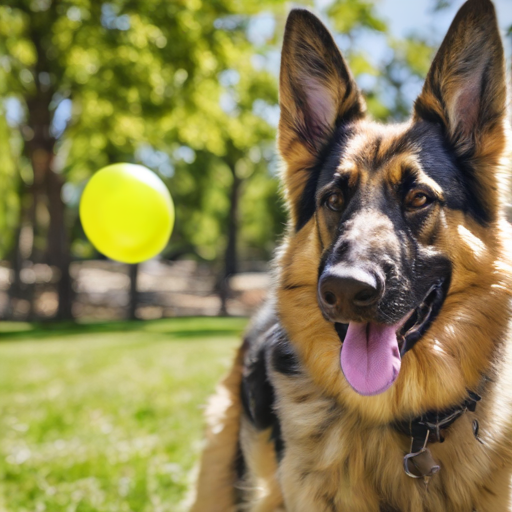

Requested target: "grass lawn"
[{"left": 0, "top": 317, "right": 247, "bottom": 512}]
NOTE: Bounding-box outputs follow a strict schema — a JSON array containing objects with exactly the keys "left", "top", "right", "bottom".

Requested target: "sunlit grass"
[{"left": 0, "top": 318, "right": 246, "bottom": 511}]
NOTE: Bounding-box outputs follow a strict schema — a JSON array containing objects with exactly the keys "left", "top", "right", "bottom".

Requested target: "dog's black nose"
[{"left": 318, "top": 266, "right": 383, "bottom": 321}]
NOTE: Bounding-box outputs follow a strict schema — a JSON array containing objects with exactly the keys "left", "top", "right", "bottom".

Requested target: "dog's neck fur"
[{"left": 262, "top": 318, "right": 512, "bottom": 511}]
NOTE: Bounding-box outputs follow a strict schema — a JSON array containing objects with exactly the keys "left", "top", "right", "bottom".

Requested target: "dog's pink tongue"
[{"left": 340, "top": 322, "right": 401, "bottom": 396}]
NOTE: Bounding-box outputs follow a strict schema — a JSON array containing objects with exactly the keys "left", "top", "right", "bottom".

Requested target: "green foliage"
[
  {"left": 328, "top": 0, "right": 386, "bottom": 33},
  {"left": 433, "top": 0, "right": 452, "bottom": 11},
  {"left": 0, "top": 317, "right": 245, "bottom": 511},
  {"left": 0, "top": 0, "right": 442, "bottom": 267},
  {"left": 396, "top": 37, "right": 433, "bottom": 77},
  {"left": 324, "top": 0, "right": 428, "bottom": 123},
  {"left": 0, "top": 112, "right": 20, "bottom": 258},
  {"left": 374, "top": 36, "right": 434, "bottom": 121},
  {"left": 0, "top": 0, "right": 286, "bottom": 263}
]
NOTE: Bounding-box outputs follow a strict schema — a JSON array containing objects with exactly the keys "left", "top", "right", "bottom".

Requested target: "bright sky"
[
  {"left": 320, "top": 0, "right": 512, "bottom": 116},
  {"left": 379, "top": 0, "right": 512, "bottom": 42}
]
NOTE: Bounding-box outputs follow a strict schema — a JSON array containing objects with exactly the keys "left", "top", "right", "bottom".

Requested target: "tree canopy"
[{"left": 0, "top": 0, "right": 442, "bottom": 319}]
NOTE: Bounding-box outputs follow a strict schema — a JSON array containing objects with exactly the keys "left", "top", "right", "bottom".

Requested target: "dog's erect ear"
[
  {"left": 413, "top": 0, "right": 507, "bottom": 171},
  {"left": 278, "top": 9, "right": 365, "bottom": 170}
]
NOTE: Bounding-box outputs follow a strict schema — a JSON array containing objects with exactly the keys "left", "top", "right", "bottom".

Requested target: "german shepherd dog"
[{"left": 191, "top": 0, "right": 512, "bottom": 510}]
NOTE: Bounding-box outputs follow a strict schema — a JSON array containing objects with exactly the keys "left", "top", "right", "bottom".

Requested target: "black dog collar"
[{"left": 393, "top": 390, "right": 482, "bottom": 482}]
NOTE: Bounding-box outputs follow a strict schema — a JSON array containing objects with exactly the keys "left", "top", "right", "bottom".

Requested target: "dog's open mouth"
[
  {"left": 396, "top": 279, "right": 448, "bottom": 357},
  {"left": 335, "top": 279, "right": 448, "bottom": 396}
]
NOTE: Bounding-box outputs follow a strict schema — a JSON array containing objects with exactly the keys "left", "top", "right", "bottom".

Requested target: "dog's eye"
[
  {"left": 326, "top": 192, "right": 344, "bottom": 211},
  {"left": 405, "top": 190, "right": 432, "bottom": 210}
]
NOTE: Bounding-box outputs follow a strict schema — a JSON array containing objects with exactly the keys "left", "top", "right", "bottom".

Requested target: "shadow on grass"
[
  {"left": 166, "top": 329, "right": 244, "bottom": 339},
  {"left": 0, "top": 316, "right": 249, "bottom": 342}
]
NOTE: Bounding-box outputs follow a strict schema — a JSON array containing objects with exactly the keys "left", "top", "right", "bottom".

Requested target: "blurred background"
[
  {"left": 0, "top": 0, "right": 511, "bottom": 510},
  {"left": 1, "top": 0, "right": 511, "bottom": 324}
]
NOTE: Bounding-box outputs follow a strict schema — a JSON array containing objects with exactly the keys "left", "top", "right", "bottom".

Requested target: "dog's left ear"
[
  {"left": 414, "top": 0, "right": 507, "bottom": 171},
  {"left": 278, "top": 10, "right": 365, "bottom": 166},
  {"left": 278, "top": 9, "right": 365, "bottom": 226}
]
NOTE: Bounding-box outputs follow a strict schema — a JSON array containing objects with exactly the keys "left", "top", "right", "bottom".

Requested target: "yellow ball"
[{"left": 79, "top": 163, "right": 174, "bottom": 264}]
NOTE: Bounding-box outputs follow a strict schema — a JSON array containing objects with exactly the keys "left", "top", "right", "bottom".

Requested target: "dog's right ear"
[
  {"left": 413, "top": 0, "right": 507, "bottom": 223},
  {"left": 278, "top": 9, "right": 365, "bottom": 175}
]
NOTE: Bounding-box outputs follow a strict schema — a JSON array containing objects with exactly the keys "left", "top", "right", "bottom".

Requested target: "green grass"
[{"left": 0, "top": 318, "right": 247, "bottom": 512}]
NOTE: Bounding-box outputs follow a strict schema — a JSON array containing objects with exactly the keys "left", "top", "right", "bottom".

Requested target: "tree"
[
  {"left": 0, "top": 0, "right": 438, "bottom": 319},
  {"left": 0, "top": 0, "right": 283, "bottom": 318}
]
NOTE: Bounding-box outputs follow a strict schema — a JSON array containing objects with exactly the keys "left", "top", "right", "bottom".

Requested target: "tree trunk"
[
  {"left": 25, "top": 83, "right": 74, "bottom": 320},
  {"left": 6, "top": 185, "right": 35, "bottom": 320},
  {"left": 5, "top": 227, "right": 24, "bottom": 320},
  {"left": 18, "top": 2, "right": 74, "bottom": 320},
  {"left": 128, "top": 264, "right": 139, "bottom": 320},
  {"left": 219, "top": 164, "right": 241, "bottom": 315},
  {"left": 46, "top": 169, "right": 73, "bottom": 320}
]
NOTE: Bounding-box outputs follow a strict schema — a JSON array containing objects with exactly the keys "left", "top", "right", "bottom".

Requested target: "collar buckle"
[
  {"left": 400, "top": 389, "right": 483, "bottom": 481},
  {"left": 403, "top": 430, "right": 441, "bottom": 481}
]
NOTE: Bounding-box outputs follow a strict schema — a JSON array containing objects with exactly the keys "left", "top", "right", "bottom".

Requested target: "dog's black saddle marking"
[
  {"left": 241, "top": 321, "right": 300, "bottom": 461},
  {"left": 241, "top": 334, "right": 276, "bottom": 431},
  {"left": 379, "top": 505, "right": 401, "bottom": 512},
  {"left": 271, "top": 328, "right": 302, "bottom": 376}
]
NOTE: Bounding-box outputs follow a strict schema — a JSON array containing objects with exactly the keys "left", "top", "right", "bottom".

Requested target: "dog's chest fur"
[{"left": 239, "top": 324, "right": 512, "bottom": 512}]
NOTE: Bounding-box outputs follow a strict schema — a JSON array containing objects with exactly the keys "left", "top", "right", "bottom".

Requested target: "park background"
[{"left": 0, "top": 0, "right": 511, "bottom": 510}]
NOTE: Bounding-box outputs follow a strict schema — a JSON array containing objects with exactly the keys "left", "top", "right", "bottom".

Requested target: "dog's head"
[{"left": 276, "top": 0, "right": 512, "bottom": 419}]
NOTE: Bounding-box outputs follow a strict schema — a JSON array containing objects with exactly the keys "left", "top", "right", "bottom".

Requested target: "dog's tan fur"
[
  {"left": 191, "top": 1, "right": 512, "bottom": 510},
  {"left": 191, "top": 344, "right": 245, "bottom": 512}
]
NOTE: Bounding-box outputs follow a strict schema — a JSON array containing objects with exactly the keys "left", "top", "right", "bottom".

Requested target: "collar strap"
[
  {"left": 393, "top": 390, "right": 481, "bottom": 443},
  {"left": 392, "top": 390, "right": 482, "bottom": 480}
]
